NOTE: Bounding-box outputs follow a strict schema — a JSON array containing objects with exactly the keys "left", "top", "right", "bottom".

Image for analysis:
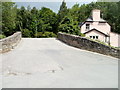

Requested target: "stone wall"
[
  {"left": 0, "top": 32, "right": 22, "bottom": 53},
  {"left": 57, "top": 32, "right": 120, "bottom": 58}
]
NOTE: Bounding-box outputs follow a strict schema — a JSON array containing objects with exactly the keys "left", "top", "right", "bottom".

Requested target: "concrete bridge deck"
[{"left": 0, "top": 38, "right": 118, "bottom": 88}]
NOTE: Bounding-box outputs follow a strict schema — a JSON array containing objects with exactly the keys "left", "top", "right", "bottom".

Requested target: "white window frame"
[{"left": 86, "top": 24, "right": 90, "bottom": 30}]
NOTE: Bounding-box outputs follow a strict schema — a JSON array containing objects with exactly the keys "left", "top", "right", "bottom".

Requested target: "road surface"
[{"left": 0, "top": 38, "right": 118, "bottom": 88}]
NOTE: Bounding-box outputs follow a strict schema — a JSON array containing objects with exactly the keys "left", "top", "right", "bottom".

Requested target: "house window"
[
  {"left": 96, "top": 36, "right": 98, "bottom": 39},
  {"left": 86, "top": 24, "right": 90, "bottom": 30},
  {"left": 105, "top": 37, "right": 107, "bottom": 42},
  {"left": 105, "top": 36, "right": 108, "bottom": 43},
  {"left": 93, "top": 36, "right": 95, "bottom": 39},
  {"left": 90, "top": 36, "right": 92, "bottom": 38},
  {"left": 90, "top": 36, "right": 99, "bottom": 39}
]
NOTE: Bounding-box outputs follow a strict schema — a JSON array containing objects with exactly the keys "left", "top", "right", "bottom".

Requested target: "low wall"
[
  {"left": 0, "top": 32, "right": 22, "bottom": 53},
  {"left": 57, "top": 32, "right": 120, "bottom": 58}
]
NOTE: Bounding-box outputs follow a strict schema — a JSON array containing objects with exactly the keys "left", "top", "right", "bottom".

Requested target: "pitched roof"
[
  {"left": 86, "top": 17, "right": 106, "bottom": 22},
  {"left": 79, "top": 17, "right": 107, "bottom": 27},
  {"left": 86, "top": 17, "right": 93, "bottom": 22},
  {"left": 84, "top": 28, "right": 109, "bottom": 37}
]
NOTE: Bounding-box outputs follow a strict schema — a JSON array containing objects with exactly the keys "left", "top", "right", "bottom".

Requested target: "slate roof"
[
  {"left": 79, "top": 17, "right": 107, "bottom": 27},
  {"left": 86, "top": 17, "right": 93, "bottom": 22},
  {"left": 86, "top": 17, "right": 106, "bottom": 22}
]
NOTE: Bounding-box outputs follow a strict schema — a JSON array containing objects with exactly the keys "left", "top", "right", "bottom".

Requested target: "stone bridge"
[{"left": 0, "top": 32, "right": 118, "bottom": 88}]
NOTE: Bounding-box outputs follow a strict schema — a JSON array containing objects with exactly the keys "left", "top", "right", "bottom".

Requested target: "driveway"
[{"left": 0, "top": 38, "right": 118, "bottom": 88}]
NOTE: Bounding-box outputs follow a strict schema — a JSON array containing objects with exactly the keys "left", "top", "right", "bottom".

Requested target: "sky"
[
  {"left": 14, "top": 0, "right": 97, "bottom": 13},
  {"left": 15, "top": 2, "right": 88, "bottom": 13}
]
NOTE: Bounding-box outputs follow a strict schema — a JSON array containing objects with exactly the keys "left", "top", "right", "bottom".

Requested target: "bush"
[
  {"left": 79, "top": 33, "right": 85, "bottom": 37},
  {"left": 36, "top": 32, "right": 56, "bottom": 38},
  {"left": 21, "top": 29, "right": 31, "bottom": 37},
  {"left": 58, "top": 16, "right": 80, "bottom": 35},
  {"left": 0, "top": 34, "right": 6, "bottom": 39}
]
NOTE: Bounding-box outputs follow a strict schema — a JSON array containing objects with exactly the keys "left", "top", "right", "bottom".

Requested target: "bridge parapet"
[
  {"left": 0, "top": 32, "right": 22, "bottom": 53},
  {"left": 57, "top": 32, "right": 120, "bottom": 58}
]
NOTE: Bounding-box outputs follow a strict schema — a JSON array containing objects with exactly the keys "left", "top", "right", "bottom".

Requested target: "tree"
[
  {"left": 56, "top": 0, "right": 68, "bottom": 33},
  {"left": 2, "top": 1, "right": 120, "bottom": 38},
  {"left": 69, "top": 3, "right": 80, "bottom": 21},
  {"left": 0, "top": 2, "right": 2, "bottom": 35},
  {"left": 15, "top": 6, "right": 57, "bottom": 38},
  {"left": 21, "top": 28, "right": 31, "bottom": 37},
  {"left": 57, "top": 0, "right": 68, "bottom": 22},
  {"left": 58, "top": 15, "right": 80, "bottom": 35},
  {"left": 2, "top": 2, "right": 17, "bottom": 36},
  {"left": 38, "top": 7, "right": 57, "bottom": 33},
  {"left": 31, "top": 7, "right": 38, "bottom": 15}
]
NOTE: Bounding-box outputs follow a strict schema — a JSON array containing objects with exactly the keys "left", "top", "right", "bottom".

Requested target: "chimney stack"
[{"left": 92, "top": 9, "right": 101, "bottom": 21}]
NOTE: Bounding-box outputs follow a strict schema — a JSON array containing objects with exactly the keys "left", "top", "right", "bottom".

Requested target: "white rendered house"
[{"left": 80, "top": 9, "right": 120, "bottom": 47}]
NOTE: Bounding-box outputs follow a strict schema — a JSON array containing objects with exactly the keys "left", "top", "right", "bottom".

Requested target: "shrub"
[
  {"left": 36, "top": 32, "right": 56, "bottom": 38},
  {"left": 21, "top": 29, "right": 31, "bottom": 37},
  {"left": 0, "top": 34, "right": 6, "bottom": 39},
  {"left": 79, "top": 33, "right": 85, "bottom": 37}
]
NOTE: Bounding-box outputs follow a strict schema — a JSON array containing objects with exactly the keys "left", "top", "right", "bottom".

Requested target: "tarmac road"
[{"left": 0, "top": 38, "right": 118, "bottom": 88}]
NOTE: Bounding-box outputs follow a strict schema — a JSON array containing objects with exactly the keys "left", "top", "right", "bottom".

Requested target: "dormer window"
[{"left": 86, "top": 24, "right": 90, "bottom": 30}]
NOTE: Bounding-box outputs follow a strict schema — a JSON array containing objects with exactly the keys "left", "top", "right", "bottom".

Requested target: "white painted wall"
[
  {"left": 81, "top": 22, "right": 110, "bottom": 35},
  {"left": 80, "top": 9, "right": 120, "bottom": 47},
  {"left": 110, "top": 32, "right": 120, "bottom": 47},
  {"left": 85, "top": 30, "right": 106, "bottom": 42}
]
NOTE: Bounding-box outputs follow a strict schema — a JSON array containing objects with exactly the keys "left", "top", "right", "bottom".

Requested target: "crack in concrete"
[{"left": 3, "top": 68, "right": 32, "bottom": 76}]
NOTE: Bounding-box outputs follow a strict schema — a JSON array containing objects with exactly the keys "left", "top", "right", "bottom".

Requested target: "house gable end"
[{"left": 84, "top": 29, "right": 109, "bottom": 37}]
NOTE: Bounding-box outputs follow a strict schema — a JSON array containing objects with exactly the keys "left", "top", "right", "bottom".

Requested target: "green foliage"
[
  {"left": 15, "top": 6, "right": 57, "bottom": 38},
  {"left": 35, "top": 32, "right": 56, "bottom": 38},
  {"left": 58, "top": 15, "right": 80, "bottom": 35},
  {"left": 2, "top": 2, "right": 17, "bottom": 36},
  {"left": 21, "top": 29, "right": 31, "bottom": 37},
  {"left": 0, "top": 34, "right": 6, "bottom": 39},
  {"left": 56, "top": 0, "right": 68, "bottom": 33},
  {"left": 79, "top": 2, "right": 120, "bottom": 34},
  {"left": 57, "top": 0, "right": 68, "bottom": 22},
  {"left": 79, "top": 33, "right": 85, "bottom": 37},
  {"left": 1, "top": 1, "right": 120, "bottom": 38}
]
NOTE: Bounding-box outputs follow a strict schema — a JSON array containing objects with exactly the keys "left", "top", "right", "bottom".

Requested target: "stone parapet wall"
[
  {"left": 0, "top": 32, "right": 22, "bottom": 53},
  {"left": 57, "top": 32, "right": 120, "bottom": 58}
]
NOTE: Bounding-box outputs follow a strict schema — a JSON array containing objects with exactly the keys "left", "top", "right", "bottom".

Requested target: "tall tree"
[
  {"left": 56, "top": 0, "right": 68, "bottom": 33},
  {"left": 57, "top": 0, "right": 68, "bottom": 22},
  {"left": 0, "top": 2, "right": 2, "bottom": 35},
  {"left": 69, "top": 4, "right": 80, "bottom": 21},
  {"left": 38, "top": 7, "right": 57, "bottom": 33},
  {"left": 2, "top": 2, "right": 17, "bottom": 36}
]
